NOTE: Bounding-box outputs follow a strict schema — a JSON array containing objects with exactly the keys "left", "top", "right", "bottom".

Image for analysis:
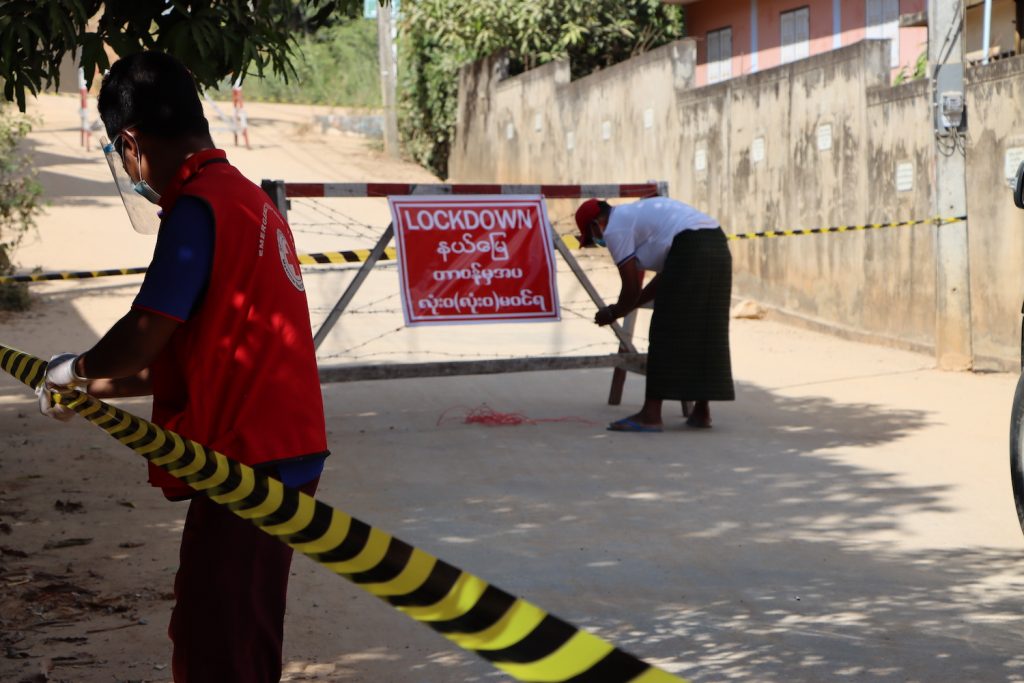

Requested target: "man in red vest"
[{"left": 37, "top": 51, "right": 329, "bottom": 682}]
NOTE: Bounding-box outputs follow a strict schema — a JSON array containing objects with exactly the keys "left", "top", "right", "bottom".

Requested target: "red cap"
[{"left": 575, "top": 199, "right": 602, "bottom": 246}]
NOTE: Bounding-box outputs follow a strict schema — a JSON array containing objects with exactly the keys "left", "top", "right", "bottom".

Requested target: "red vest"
[{"left": 147, "top": 150, "right": 327, "bottom": 498}]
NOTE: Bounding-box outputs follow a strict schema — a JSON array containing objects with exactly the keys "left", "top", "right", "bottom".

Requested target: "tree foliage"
[
  {"left": 399, "top": 0, "right": 685, "bottom": 177},
  {"left": 0, "top": 0, "right": 362, "bottom": 112},
  {"left": 894, "top": 48, "right": 928, "bottom": 85},
  {"left": 0, "top": 108, "right": 41, "bottom": 310},
  {"left": 216, "top": 18, "right": 381, "bottom": 108}
]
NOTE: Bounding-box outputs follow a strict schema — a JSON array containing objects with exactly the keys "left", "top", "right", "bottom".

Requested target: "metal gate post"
[
  {"left": 260, "top": 179, "right": 289, "bottom": 218},
  {"left": 313, "top": 224, "right": 395, "bottom": 350}
]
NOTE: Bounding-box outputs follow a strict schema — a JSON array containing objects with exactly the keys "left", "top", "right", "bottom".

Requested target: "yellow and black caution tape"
[
  {"left": 726, "top": 215, "right": 966, "bottom": 241},
  {"left": 561, "top": 215, "right": 967, "bottom": 250},
  {"left": 561, "top": 234, "right": 583, "bottom": 250},
  {"left": 298, "top": 247, "right": 398, "bottom": 265},
  {"left": 0, "top": 343, "right": 687, "bottom": 683},
  {"left": 0, "top": 248, "right": 400, "bottom": 285},
  {"left": 0, "top": 216, "right": 970, "bottom": 284},
  {"left": 0, "top": 266, "right": 150, "bottom": 284}
]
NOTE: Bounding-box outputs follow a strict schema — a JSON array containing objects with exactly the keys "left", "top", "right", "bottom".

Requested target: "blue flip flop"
[{"left": 607, "top": 418, "right": 663, "bottom": 433}]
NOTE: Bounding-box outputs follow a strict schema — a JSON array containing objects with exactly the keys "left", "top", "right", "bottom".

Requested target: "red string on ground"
[{"left": 437, "top": 403, "right": 596, "bottom": 427}]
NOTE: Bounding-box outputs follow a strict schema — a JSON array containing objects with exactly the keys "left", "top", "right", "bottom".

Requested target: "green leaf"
[{"left": 397, "top": 0, "right": 683, "bottom": 176}]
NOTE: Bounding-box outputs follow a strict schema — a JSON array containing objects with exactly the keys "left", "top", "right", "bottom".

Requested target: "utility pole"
[
  {"left": 928, "top": 0, "right": 973, "bottom": 370},
  {"left": 377, "top": 0, "right": 400, "bottom": 159}
]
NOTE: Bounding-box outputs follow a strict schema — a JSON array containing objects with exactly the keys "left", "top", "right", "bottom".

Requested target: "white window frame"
[
  {"left": 707, "top": 27, "right": 733, "bottom": 84},
  {"left": 780, "top": 7, "right": 810, "bottom": 64},
  {"left": 866, "top": 0, "right": 900, "bottom": 68}
]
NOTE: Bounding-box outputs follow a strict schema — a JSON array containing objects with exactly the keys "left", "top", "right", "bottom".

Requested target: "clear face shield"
[{"left": 100, "top": 136, "right": 162, "bottom": 235}]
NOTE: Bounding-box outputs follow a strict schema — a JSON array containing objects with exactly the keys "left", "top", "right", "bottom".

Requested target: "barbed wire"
[
  {"left": 310, "top": 307, "right": 402, "bottom": 316},
  {"left": 298, "top": 261, "right": 399, "bottom": 277},
  {"left": 288, "top": 208, "right": 376, "bottom": 241},
  {"left": 314, "top": 308, "right": 650, "bottom": 361},
  {"left": 318, "top": 326, "right": 406, "bottom": 359},
  {"left": 298, "top": 206, "right": 640, "bottom": 362},
  {"left": 317, "top": 339, "right": 637, "bottom": 363},
  {"left": 550, "top": 212, "right": 577, "bottom": 227},
  {"left": 308, "top": 304, "right": 642, "bottom": 324},
  {"left": 300, "top": 197, "right": 376, "bottom": 229},
  {"left": 559, "top": 298, "right": 627, "bottom": 308},
  {"left": 289, "top": 223, "right": 369, "bottom": 239},
  {"left": 294, "top": 198, "right": 384, "bottom": 242},
  {"left": 348, "top": 291, "right": 401, "bottom": 312},
  {"left": 308, "top": 291, "right": 403, "bottom": 318},
  {"left": 559, "top": 305, "right": 595, "bottom": 322}
]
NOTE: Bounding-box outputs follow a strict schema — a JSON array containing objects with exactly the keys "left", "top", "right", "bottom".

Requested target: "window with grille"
[
  {"left": 866, "top": 0, "right": 900, "bottom": 67},
  {"left": 707, "top": 27, "right": 733, "bottom": 83},
  {"left": 780, "top": 7, "right": 810, "bottom": 64}
]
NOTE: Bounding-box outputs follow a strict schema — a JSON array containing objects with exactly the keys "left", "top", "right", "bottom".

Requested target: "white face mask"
[
  {"left": 120, "top": 131, "right": 161, "bottom": 204},
  {"left": 132, "top": 176, "right": 162, "bottom": 204},
  {"left": 100, "top": 135, "right": 162, "bottom": 235}
]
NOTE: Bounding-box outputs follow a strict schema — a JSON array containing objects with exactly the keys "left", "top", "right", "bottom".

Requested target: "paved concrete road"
[
  {"left": 4, "top": 94, "right": 1024, "bottom": 683},
  {"left": 4, "top": 308, "right": 1023, "bottom": 682},
  {"left": 272, "top": 319, "right": 1024, "bottom": 682}
]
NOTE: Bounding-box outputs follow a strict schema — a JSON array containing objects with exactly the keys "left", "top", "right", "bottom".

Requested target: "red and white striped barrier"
[
  {"left": 232, "top": 81, "right": 250, "bottom": 150},
  {"left": 78, "top": 68, "right": 91, "bottom": 151},
  {"left": 282, "top": 182, "right": 667, "bottom": 199}
]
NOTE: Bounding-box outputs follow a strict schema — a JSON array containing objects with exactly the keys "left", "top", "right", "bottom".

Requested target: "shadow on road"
[{"left": 303, "top": 371, "right": 1024, "bottom": 681}]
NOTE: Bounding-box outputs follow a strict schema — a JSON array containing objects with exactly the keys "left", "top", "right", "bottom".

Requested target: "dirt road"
[{"left": 2, "top": 94, "right": 1024, "bottom": 683}]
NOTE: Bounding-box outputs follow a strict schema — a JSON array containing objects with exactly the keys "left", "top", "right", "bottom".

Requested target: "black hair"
[
  {"left": 596, "top": 200, "right": 612, "bottom": 218},
  {"left": 98, "top": 51, "right": 210, "bottom": 141}
]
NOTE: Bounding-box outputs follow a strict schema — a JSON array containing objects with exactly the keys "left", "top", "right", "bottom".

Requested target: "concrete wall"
[
  {"left": 451, "top": 39, "right": 1024, "bottom": 367},
  {"left": 965, "top": 56, "right": 1024, "bottom": 366},
  {"left": 452, "top": 41, "right": 695, "bottom": 186}
]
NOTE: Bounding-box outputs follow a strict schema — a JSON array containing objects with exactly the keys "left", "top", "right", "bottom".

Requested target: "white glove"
[{"left": 36, "top": 353, "right": 87, "bottom": 422}]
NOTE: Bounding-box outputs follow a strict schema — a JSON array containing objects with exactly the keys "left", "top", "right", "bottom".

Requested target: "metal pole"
[
  {"left": 260, "top": 179, "right": 289, "bottom": 219},
  {"left": 552, "top": 235, "right": 638, "bottom": 354},
  {"left": 377, "top": 1, "right": 400, "bottom": 158},
  {"left": 928, "top": 0, "right": 973, "bottom": 370},
  {"left": 982, "top": 0, "right": 993, "bottom": 64},
  {"left": 1018, "top": 0, "right": 1024, "bottom": 55},
  {"left": 313, "top": 224, "right": 395, "bottom": 349},
  {"left": 319, "top": 353, "right": 646, "bottom": 383}
]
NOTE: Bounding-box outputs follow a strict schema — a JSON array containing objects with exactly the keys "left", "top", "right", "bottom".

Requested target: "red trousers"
[{"left": 169, "top": 475, "right": 319, "bottom": 683}]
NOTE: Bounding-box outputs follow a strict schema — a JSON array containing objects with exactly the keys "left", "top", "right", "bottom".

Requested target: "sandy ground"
[{"left": 3, "top": 94, "right": 1024, "bottom": 682}]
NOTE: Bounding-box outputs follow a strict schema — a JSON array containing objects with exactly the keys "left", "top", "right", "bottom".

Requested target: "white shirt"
[{"left": 603, "top": 198, "right": 719, "bottom": 272}]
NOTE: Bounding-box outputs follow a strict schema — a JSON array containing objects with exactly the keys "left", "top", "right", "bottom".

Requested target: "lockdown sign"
[{"left": 389, "top": 196, "right": 561, "bottom": 325}]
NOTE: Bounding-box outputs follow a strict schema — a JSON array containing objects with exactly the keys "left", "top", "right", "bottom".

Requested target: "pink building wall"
[
  {"left": 687, "top": 0, "right": 928, "bottom": 86},
  {"left": 687, "top": 0, "right": 754, "bottom": 83}
]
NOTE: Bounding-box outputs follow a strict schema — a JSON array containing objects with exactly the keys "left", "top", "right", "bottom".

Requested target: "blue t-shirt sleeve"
[
  {"left": 133, "top": 196, "right": 214, "bottom": 322},
  {"left": 277, "top": 454, "right": 327, "bottom": 488}
]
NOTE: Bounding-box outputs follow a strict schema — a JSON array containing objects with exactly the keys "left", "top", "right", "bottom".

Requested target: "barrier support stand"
[
  {"left": 263, "top": 176, "right": 385, "bottom": 349},
  {"left": 313, "top": 224, "right": 394, "bottom": 350},
  {"left": 551, "top": 234, "right": 638, "bottom": 355},
  {"left": 264, "top": 180, "right": 668, "bottom": 385},
  {"left": 607, "top": 310, "right": 638, "bottom": 405}
]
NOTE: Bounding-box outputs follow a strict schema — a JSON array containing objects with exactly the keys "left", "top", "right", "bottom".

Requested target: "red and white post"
[
  {"left": 231, "top": 78, "right": 250, "bottom": 149},
  {"left": 78, "top": 68, "right": 91, "bottom": 150}
]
